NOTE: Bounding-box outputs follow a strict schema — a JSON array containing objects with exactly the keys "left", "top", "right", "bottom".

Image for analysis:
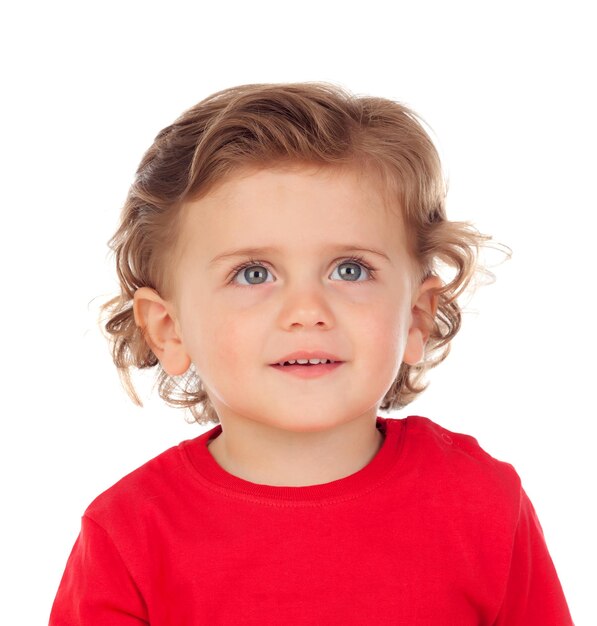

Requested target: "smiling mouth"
[
  {"left": 269, "top": 361, "right": 343, "bottom": 378},
  {"left": 272, "top": 357, "right": 342, "bottom": 366}
]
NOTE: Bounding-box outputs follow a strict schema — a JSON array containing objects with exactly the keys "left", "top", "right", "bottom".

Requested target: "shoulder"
[
  {"left": 398, "top": 415, "right": 519, "bottom": 476},
  {"left": 387, "top": 415, "right": 522, "bottom": 513},
  {"left": 83, "top": 438, "right": 196, "bottom": 528}
]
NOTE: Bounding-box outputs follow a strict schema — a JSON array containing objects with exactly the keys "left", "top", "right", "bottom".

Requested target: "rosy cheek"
[{"left": 211, "top": 319, "right": 249, "bottom": 359}]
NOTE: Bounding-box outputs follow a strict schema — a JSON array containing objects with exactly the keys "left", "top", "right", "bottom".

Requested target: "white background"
[{"left": 1, "top": 1, "right": 595, "bottom": 623}]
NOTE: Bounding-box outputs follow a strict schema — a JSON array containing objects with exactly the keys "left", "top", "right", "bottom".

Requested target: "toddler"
[{"left": 50, "top": 82, "right": 573, "bottom": 624}]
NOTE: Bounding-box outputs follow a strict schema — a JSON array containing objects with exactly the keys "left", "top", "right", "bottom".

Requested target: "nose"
[{"left": 277, "top": 281, "right": 335, "bottom": 329}]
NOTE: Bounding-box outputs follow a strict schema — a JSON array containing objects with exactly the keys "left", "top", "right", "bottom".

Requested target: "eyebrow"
[{"left": 209, "top": 245, "right": 391, "bottom": 266}]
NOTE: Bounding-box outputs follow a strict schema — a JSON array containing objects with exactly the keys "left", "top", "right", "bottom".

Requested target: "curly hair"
[{"left": 100, "top": 82, "right": 509, "bottom": 426}]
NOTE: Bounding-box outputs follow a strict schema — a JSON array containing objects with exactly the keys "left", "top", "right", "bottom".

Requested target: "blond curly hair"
[{"left": 100, "top": 82, "right": 508, "bottom": 425}]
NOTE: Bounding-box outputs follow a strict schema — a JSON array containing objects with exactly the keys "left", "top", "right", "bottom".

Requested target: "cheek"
[
  {"left": 209, "top": 310, "right": 262, "bottom": 367},
  {"left": 358, "top": 305, "right": 411, "bottom": 379},
  {"left": 368, "top": 321, "right": 403, "bottom": 364},
  {"left": 361, "top": 297, "right": 407, "bottom": 343}
]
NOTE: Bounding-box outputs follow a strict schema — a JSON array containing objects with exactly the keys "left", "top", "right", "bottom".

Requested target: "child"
[{"left": 50, "top": 83, "right": 573, "bottom": 625}]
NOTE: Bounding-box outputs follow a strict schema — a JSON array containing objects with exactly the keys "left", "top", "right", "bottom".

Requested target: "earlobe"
[
  {"left": 403, "top": 275, "right": 442, "bottom": 366},
  {"left": 133, "top": 287, "right": 191, "bottom": 376}
]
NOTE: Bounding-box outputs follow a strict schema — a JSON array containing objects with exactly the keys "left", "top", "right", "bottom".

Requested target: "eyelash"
[{"left": 227, "top": 255, "right": 377, "bottom": 287}]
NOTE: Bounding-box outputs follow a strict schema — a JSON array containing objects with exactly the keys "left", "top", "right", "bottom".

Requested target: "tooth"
[{"left": 277, "top": 358, "right": 336, "bottom": 366}]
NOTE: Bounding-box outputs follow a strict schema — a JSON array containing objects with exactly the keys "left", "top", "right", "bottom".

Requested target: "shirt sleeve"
[
  {"left": 49, "top": 515, "right": 149, "bottom": 625},
  {"left": 494, "top": 488, "right": 574, "bottom": 625}
]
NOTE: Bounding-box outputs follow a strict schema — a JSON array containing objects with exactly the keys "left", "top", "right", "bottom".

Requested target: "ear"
[
  {"left": 403, "top": 275, "right": 442, "bottom": 366},
  {"left": 132, "top": 287, "right": 191, "bottom": 376}
]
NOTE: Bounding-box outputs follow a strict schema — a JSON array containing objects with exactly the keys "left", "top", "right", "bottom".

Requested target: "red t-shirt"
[{"left": 49, "top": 416, "right": 573, "bottom": 625}]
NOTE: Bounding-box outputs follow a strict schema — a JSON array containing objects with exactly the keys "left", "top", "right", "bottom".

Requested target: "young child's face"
[{"left": 138, "top": 165, "right": 438, "bottom": 433}]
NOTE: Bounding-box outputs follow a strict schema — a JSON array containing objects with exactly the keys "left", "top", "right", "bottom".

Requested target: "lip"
[{"left": 270, "top": 350, "right": 344, "bottom": 365}]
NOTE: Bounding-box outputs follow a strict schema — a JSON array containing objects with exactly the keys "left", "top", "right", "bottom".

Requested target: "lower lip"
[{"left": 270, "top": 362, "right": 344, "bottom": 378}]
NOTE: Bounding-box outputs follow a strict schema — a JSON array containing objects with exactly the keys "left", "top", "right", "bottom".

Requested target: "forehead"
[{"left": 178, "top": 166, "right": 410, "bottom": 261}]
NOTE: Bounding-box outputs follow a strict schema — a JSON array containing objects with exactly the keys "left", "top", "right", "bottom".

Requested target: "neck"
[{"left": 207, "top": 413, "right": 384, "bottom": 487}]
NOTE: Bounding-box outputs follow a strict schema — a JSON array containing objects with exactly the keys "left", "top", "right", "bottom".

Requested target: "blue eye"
[
  {"left": 330, "top": 260, "right": 370, "bottom": 282},
  {"left": 229, "top": 256, "right": 376, "bottom": 287},
  {"left": 236, "top": 264, "right": 274, "bottom": 286}
]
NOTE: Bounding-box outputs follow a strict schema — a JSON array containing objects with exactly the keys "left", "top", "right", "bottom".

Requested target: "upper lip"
[{"left": 270, "top": 350, "right": 344, "bottom": 365}]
